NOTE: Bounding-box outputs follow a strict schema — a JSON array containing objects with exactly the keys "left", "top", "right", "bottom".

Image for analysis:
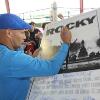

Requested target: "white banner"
[
  {"left": 39, "top": 8, "right": 100, "bottom": 59},
  {"left": 44, "top": 8, "right": 100, "bottom": 49}
]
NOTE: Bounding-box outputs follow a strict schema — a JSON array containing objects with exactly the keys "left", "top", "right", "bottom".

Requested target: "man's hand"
[
  {"left": 32, "top": 48, "right": 40, "bottom": 57},
  {"left": 35, "top": 32, "right": 42, "bottom": 39},
  {"left": 25, "top": 48, "right": 40, "bottom": 57},
  {"left": 60, "top": 26, "right": 72, "bottom": 44}
]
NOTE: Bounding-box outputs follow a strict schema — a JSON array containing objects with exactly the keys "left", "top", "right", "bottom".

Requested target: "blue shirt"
[{"left": 0, "top": 43, "right": 69, "bottom": 100}]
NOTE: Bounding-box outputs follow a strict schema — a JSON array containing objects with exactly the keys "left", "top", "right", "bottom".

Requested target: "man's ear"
[{"left": 6, "top": 29, "right": 13, "bottom": 38}]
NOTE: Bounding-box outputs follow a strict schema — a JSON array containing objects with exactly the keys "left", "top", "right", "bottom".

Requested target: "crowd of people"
[{"left": 24, "top": 21, "right": 43, "bottom": 56}]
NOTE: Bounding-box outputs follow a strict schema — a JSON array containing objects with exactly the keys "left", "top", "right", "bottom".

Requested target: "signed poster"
[{"left": 40, "top": 8, "right": 100, "bottom": 72}]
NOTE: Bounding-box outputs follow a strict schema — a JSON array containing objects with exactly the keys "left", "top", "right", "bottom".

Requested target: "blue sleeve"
[{"left": 8, "top": 43, "right": 69, "bottom": 77}]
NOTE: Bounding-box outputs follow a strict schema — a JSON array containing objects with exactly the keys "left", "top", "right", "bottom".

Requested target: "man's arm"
[{"left": 7, "top": 27, "right": 71, "bottom": 77}]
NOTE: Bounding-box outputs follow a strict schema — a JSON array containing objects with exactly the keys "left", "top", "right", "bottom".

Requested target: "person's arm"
[
  {"left": 7, "top": 27, "right": 71, "bottom": 78},
  {"left": 7, "top": 43, "right": 68, "bottom": 77}
]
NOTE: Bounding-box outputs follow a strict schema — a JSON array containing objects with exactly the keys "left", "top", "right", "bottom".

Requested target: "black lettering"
[
  {"left": 46, "top": 15, "right": 96, "bottom": 35},
  {"left": 46, "top": 28, "right": 55, "bottom": 35},
  {"left": 86, "top": 15, "right": 96, "bottom": 24},
  {"left": 55, "top": 26, "right": 63, "bottom": 33},
  {"left": 66, "top": 23, "right": 75, "bottom": 29},
  {"left": 76, "top": 19, "right": 86, "bottom": 27}
]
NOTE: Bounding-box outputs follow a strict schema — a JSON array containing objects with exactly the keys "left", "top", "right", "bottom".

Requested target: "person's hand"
[
  {"left": 60, "top": 26, "right": 72, "bottom": 44},
  {"left": 26, "top": 48, "right": 40, "bottom": 57},
  {"left": 25, "top": 49, "right": 33, "bottom": 56},
  {"left": 35, "top": 32, "right": 42, "bottom": 39},
  {"left": 32, "top": 48, "right": 40, "bottom": 57}
]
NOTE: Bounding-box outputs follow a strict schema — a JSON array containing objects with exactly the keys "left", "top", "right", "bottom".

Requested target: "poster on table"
[{"left": 27, "top": 8, "right": 100, "bottom": 100}]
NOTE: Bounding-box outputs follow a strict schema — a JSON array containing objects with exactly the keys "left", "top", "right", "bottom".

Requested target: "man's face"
[
  {"left": 9, "top": 30, "right": 26, "bottom": 49},
  {"left": 31, "top": 24, "right": 35, "bottom": 32}
]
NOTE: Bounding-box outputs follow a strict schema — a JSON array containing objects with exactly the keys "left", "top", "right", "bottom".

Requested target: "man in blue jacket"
[{"left": 0, "top": 13, "right": 72, "bottom": 100}]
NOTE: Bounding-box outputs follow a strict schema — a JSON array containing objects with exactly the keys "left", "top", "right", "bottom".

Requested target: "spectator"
[{"left": 24, "top": 21, "right": 42, "bottom": 55}]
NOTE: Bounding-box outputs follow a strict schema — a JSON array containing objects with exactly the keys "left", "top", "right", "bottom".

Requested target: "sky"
[{"left": 0, "top": 0, "right": 100, "bottom": 23}]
